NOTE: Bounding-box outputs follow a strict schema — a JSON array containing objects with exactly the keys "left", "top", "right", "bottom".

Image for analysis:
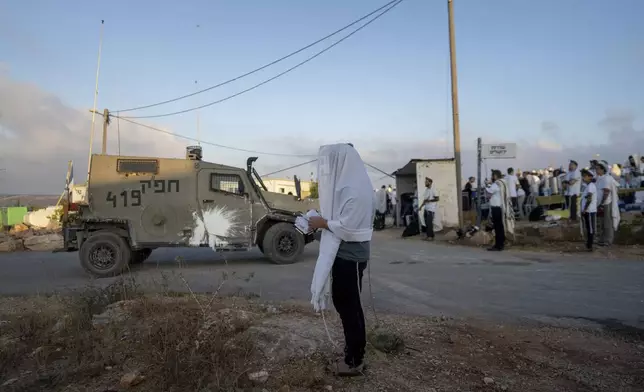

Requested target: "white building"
[
  {"left": 392, "top": 158, "right": 459, "bottom": 229},
  {"left": 261, "top": 177, "right": 313, "bottom": 198}
]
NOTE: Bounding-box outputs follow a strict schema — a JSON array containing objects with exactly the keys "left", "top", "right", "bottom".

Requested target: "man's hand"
[{"left": 308, "top": 216, "right": 328, "bottom": 230}]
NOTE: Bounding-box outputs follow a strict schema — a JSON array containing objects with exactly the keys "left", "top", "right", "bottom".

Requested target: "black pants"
[
  {"left": 424, "top": 210, "right": 434, "bottom": 238},
  {"left": 565, "top": 195, "right": 578, "bottom": 221},
  {"left": 582, "top": 212, "right": 596, "bottom": 249},
  {"left": 332, "top": 257, "right": 367, "bottom": 367},
  {"left": 511, "top": 197, "right": 518, "bottom": 212},
  {"left": 523, "top": 191, "right": 531, "bottom": 209},
  {"left": 490, "top": 206, "right": 505, "bottom": 249}
]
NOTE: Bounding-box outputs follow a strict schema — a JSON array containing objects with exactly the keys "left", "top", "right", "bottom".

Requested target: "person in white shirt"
[
  {"left": 564, "top": 160, "right": 581, "bottom": 221},
  {"left": 528, "top": 171, "right": 539, "bottom": 195},
  {"left": 506, "top": 167, "right": 519, "bottom": 211},
  {"left": 420, "top": 177, "right": 439, "bottom": 241},
  {"left": 486, "top": 169, "right": 506, "bottom": 251},
  {"left": 374, "top": 185, "right": 387, "bottom": 230},
  {"left": 580, "top": 169, "right": 597, "bottom": 251},
  {"left": 549, "top": 168, "right": 559, "bottom": 195},
  {"left": 556, "top": 167, "right": 566, "bottom": 195},
  {"left": 541, "top": 169, "right": 551, "bottom": 196},
  {"left": 623, "top": 155, "right": 641, "bottom": 188},
  {"left": 596, "top": 161, "right": 620, "bottom": 246},
  {"left": 389, "top": 187, "right": 397, "bottom": 225}
]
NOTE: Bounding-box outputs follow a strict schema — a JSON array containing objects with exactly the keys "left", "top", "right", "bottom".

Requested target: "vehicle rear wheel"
[
  {"left": 130, "top": 248, "right": 152, "bottom": 265},
  {"left": 79, "top": 231, "right": 131, "bottom": 278},
  {"left": 262, "top": 222, "right": 305, "bottom": 264}
]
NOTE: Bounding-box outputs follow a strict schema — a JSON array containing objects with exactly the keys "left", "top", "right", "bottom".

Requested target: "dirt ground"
[
  {"left": 380, "top": 225, "right": 644, "bottom": 261},
  {"left": 1, "top": 282, "right": 643, "bottom": 392}
]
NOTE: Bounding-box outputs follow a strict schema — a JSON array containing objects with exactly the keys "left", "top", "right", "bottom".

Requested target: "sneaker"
[{"left": 331, "top": 360, "right": 365, "bottom": 377}]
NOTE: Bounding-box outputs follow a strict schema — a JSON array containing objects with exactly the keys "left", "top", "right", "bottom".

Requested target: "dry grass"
[
  {"left": 1, "top": 281, "right": 643, "bottom": 392},
  {"left": 0, "top": 280, "right": 257, "bottom": 392}
]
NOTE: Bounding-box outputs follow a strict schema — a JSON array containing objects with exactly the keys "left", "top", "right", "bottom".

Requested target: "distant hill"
[{"left": 0, "top": 194, "right": 60, "bottom": 208}]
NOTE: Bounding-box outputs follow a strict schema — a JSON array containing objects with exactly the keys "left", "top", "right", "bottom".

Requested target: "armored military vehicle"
[{"left": 61, "top": 146, "right": 319, "bottom": 277}]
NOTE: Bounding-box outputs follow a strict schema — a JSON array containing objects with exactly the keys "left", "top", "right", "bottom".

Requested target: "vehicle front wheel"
[
  {"left": 130, "top": 248, "right": 153, "bottom": 265},
  {"left": 262, "top": 222, "right": 305, "bottom": 264},
  {"left": 257, "top": 238, "right": 264, "bottom": 254},
  {"left": 79, "top": 231, "right": 131, "bottom": 278}
]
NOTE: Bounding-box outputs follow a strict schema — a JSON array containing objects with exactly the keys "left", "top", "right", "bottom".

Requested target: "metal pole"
[
  {"left": 117, "top": 111, "right": 121, "bottom": 155},
  {"left": 87, "top": 20, "right": 105, "bottom": 175},
  {"left": 101, "top": 108, "right": 109, "bottom": 154},
  {"left": 476, "top": 137, "right": 482, "bottom": 227},
  {"left": 448, "top": 0, "right": 463, "bottom": 228},
  {"left": 195, "top": 80, "right": 201, "bottom": 145}
]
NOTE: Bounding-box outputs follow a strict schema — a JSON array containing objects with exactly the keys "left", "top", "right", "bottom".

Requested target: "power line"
[
  {"left": 119, "top": 0, "right": 404, "bottom": 120},
  {"left": 118, "top": 116, "right": 316, "bottom": 157},
  {"left": 96, "top": 112, "right": 396, "bottom": 173},
  {"left": 365, "top": 162, "right": 395, "bottom": 178},
  {"left": 261, "top": 159, "right": 318, "bottom": 177},
  {"left": 115, "top": 0, "right": 400, "bottom": 113}
]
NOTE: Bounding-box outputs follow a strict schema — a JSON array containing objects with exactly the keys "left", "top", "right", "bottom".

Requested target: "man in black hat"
[
  {"left": 564, "top": 160, "right": 581, "bottom": 220},
  {"left": 485, "top": 169, "right": 506, "bottom": 251},
  {"left": 580, "top": 169, "right": 597, "bottom": 251},
  {"left": 589, "top": 160, "right": 598, "bottom": 177}
]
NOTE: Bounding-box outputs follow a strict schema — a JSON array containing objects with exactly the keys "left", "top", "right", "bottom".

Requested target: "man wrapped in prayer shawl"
[
  {"left": 308, "top": 143, "right": 374, "bottom": 377},
  {"left": 485, "top": 169, "right": 515, "bottom": 251},
  {"left": 595, "top": 161, "right": 621, "bottom": 246}
]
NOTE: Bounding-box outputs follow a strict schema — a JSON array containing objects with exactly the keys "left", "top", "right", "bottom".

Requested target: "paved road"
[{"left": 1, "top": 231, "right": 643, "bottom": 328}]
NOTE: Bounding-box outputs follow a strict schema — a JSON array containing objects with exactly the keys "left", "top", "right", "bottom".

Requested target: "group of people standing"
[
  {"left": 373, "top": 185, "right": 397, "bottom": 229},
  {"left": 548, "top": 159, "right": 622, "bottom": 250},
  {"left": 575, "top": 160, "right": 621, "bottom": 250},
  {"left": 481, "top": 157, "right": 625, "bottom": 253}
]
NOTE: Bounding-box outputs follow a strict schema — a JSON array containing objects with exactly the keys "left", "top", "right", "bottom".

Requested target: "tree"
[{"left": 309, "top": 181, "right": 319, "bottom": 199}]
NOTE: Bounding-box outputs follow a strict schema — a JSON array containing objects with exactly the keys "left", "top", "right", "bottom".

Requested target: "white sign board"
[{"left": 481, "top": 143, "right": 517, "bottom": 159}]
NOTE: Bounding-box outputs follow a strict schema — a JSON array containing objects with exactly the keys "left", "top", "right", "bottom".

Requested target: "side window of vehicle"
[
  {"left": 210, "top": 173, "right": 245, "bottom": 195},
  {"left": 117, "top": 159, "right": 159, "bottom": 174}
]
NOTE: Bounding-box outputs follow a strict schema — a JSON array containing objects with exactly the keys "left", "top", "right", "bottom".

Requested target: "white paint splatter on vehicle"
[{"left": 189, "top": 205, "right": 241, "bottom": 248}]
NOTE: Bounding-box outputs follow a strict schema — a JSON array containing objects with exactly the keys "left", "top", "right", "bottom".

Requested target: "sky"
[{"left": 0, "top": 0, "right": 643, "bottom": 193}]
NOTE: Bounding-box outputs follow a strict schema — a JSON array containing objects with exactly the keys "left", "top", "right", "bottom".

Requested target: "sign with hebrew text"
[{"left": 481, "top": 143, "right": 517, "bottom": 159}]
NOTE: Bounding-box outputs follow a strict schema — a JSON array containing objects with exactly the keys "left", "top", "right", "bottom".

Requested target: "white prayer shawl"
[
  {"left": 496, "top": 178, "right": 515, "bottom": 237},
  {"left": 596, "top": 163, "right": 622, "bottom": 232},
  {"left": 310, "top": 144, "right": 374, "bottom": 312},
  {"left": 542, "top": 171, "right": 551, "bottom": 190},
  {"left": 608, "top": 176, "right": 621, "bottom": 231},
  {"left": 375, "top": 188, "right": 387, "bottom": 214}
]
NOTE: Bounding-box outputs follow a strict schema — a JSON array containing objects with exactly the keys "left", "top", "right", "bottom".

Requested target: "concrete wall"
[{"left": 416, "top": 160, "right": 459, "bottom": 229}]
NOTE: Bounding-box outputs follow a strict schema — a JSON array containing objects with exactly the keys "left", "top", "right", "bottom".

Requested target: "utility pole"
[
  {"left": 476, "top": 137, "right": 482, "bottom": 226},
  {"left": 448, "top": 0, "right": 464, "bottom": 228},
  {"left": 101, "top": 108, "right": 109, "bottom": 154}
]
